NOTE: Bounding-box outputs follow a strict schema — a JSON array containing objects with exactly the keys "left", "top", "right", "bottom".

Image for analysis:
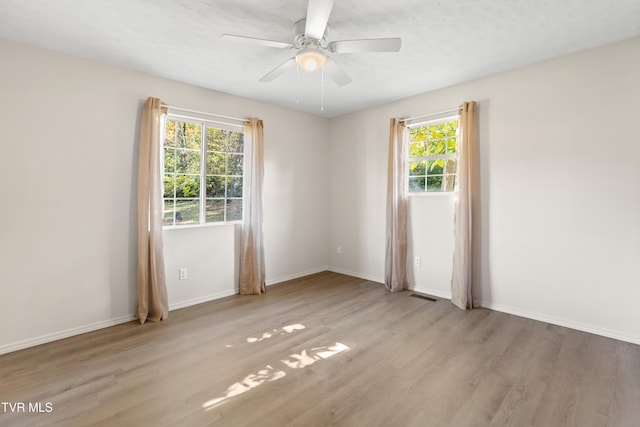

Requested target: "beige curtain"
[
  {"left": 451, "top": 101, "right": 479, "bottom": 309},
  {"left": 239, "top": 118, "right": 266, "bottom": 295},
  {"left": 137, "top": 97, "right": 169, "bottom": 323},
  {"left": 385, "top": 118, "right": 408, "bottom": 292}
]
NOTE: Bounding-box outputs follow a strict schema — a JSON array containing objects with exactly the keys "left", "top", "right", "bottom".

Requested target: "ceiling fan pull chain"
[
  {"left": 321, "top": 66, "right": 325, "bottom": 112},
  {"left": 297, "top": 62, "right": 301, "bottom": 104}
]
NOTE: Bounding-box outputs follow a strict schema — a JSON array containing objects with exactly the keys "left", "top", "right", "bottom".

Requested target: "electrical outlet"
[
  {"left": 179, "top": 267, "right": 188, "bottom": 280},
  {"left": 414, "top": 257, "right": 421, "bottom": 267},
  {"left": 337, "top": 245, "right": 342, "bottom": 254}
]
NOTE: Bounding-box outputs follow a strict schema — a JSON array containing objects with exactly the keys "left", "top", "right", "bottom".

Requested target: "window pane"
[
  {"left": 206, "top": 176, "right": 225, "bottom": 198},
  {"left": 428, "top": 138, "right": 446, "bottom": 155},
  {"left": 445, "top": 159, "right": 457, "bottom": 174},
  {"left": 206, "top": 199, "right": 225, "bottom": 223},
  {"left": 174, "top": 149, "right": 200, "bottom": 174},
  {"left": 409, "top": 161, "right": 426, "bottom": 176},
  {"left": 228, "top": 154, "right": 243, "bottom": 176},
  {"left": 175, "top": 174, "right": 200, "bottom": 198},
  {"left": 447, "top": 121, "right": 458, "bottom": 137},
  {"left": 447, "top": 137, "right": 457, "bottom": 154},
  {"left": 207, "top": 152, "right": 226, "bottom": 175},
  {"left": 409, "top": 140, "right": 426, "bottom": 158},
  {"left": 163, "top": 199, "right": 175, "bottom": 226},
  {"left": 427, "top": 159, "right": 444, "bottom": 175},
  {"left": 428, "top": 123, "right": 446, "bottom": 139},
  {"left": 175, "top": 199, "right": 200, "bottom": 225},
  {"left": 409, "top": 177, "right": 425, "bottom": 192},
  {"left": 226, "top": 199, "right": 242, "bottom": 221},
  {"left": 227, "top": 177, "right": 243, "bottom": 198},
  {"left": 229, "top": 132, "right": 244, "bottom": 153},
  {"left": 165, "top": 120, "right": 177, "bottom": 147},
  {"left": 445, "top": 175, "right": 456, "bottom": 192},
  {"left": 207, "top": 128, "right": 227, "bottom": 151},
  {"left": 176, "top": 122, "right": 201, "bottom": 149},
  {"left": 174, "top": 121, "right": 185, "bottom": 147},
  {"left": 409, "top": 127, "right": 426, "bottom": 143},
  {"left": 164, "top": 148, "right": 176, "bottom": 173},
  {"left": 163, "top": 174, "right": 176, "bottom": 198},
  {"left": 426, "top": 176, "right": 443, "bottom": 192}
]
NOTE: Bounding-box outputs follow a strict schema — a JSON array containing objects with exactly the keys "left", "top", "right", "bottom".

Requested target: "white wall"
[
  {"left": 2, "top": 35, "right": 639, "bottom": 354},
  {"left": 0, "top": 39, "right": 329, "bottom": 354},
  {"left": 328, "top": 36, "right": 640, "bottom": 344}
]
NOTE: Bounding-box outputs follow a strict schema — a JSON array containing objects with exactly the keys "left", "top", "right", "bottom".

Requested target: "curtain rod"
[
  {"left": 161, "top": 104, "right": 249, "bottom": 123},
  {"left": 400, "top": 107, "right": 460, "bottom": 123}
]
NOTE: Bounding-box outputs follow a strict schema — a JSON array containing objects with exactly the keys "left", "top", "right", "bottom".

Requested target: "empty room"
[{"left": 1, "top": 0, "right": 639, "bottom": 426}]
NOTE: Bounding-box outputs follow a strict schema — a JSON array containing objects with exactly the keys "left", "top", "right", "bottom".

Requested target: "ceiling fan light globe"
[
  {"left": 303, "top": 57, "right": 320, "bottom": 70},
  {"left": 296, "top": 48, "right": 327, "bottom": 71}
]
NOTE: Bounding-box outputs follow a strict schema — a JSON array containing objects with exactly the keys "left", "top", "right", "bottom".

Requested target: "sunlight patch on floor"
[
  {"left": 202, "top": 365, "right": 286, "bottom": 410},
  {"left": 281, "top": 343, "right": 350, "bottom": 369},
  {"left": 246, "top": 324, "right": 306, "bottom": 343},
  {"left": 203, "top": 341, "right": 350, "bottom": 411}
]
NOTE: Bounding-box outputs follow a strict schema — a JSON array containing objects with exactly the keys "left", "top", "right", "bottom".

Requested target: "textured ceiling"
[{"left": 1, "top": 0, "right": 639, "bottom": 117}]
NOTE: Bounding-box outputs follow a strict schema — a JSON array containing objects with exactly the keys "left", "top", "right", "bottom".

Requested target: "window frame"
[
  {"left": 406, "top": 116, "right": 459, "bottom": 195},
  {"left": 162, "top": 114, "right": 244, "bottom": 228}
]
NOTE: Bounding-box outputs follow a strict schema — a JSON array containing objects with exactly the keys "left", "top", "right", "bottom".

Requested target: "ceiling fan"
[{"left": 221, "top": 0, "right": 401, "bottom": 86}]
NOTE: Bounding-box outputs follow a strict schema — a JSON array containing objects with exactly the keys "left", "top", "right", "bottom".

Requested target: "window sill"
[
  {"left": 163, "top": 221, "right": 242, "bottom": 231},
  {"left": 408, "top": 191, "right": 455, "bottom": 198}
]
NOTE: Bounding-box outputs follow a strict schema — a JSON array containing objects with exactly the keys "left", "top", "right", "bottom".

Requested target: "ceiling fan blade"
[
  {"left": 323, "top": 58, "right": 351, "bottom": 86},
  {"left": 259, "top": 57, "right": 297, "bottom": 82},
  {"left": 305, "top": 0, "right": 334, "bottom": 40},
  {"left": 329, "top": 38, "right": 402, "bottom": 53},
  {"left": 221, "top": 34, "right": 293, "bottom": 49}
]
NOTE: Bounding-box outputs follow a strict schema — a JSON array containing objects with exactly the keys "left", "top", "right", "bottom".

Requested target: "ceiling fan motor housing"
[{"left": 293, "top": 19, "right": 329, "bottom": 50}]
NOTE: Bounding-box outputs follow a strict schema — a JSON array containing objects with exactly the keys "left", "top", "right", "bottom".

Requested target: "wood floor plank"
[{"left": 1, "top": 272, "right": 639, "bottom": 426}]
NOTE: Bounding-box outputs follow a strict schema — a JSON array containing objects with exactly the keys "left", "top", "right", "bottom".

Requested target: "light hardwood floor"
[{"left": 1, "top": 272, "right": 639, "bottom": 426}]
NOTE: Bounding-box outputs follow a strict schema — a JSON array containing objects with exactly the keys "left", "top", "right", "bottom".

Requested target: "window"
[
  {"left": 407, "top": 117, "right": 459, "bottom": 193},
  {"left": 163, "top": 117, "right": 244, "bottom": 226}
]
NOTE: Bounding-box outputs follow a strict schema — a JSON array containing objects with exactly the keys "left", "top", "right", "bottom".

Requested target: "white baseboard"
[
  {"left": 4, "top": 271, "right": 638, "bottom": 355},
  {"left": 266, "top": 267, "right": 329, "bottom": 286},
  {"left": 409, "top": 284, "right": 452, "bottom": 300},
  {"left": 0, "top": 314, "right": 136, "bottom": 356},
  {"left": 0, "top": 268, "right": 331, "bottom": 355},
  {"left": 330, "top": 270, "right": 640, "bottom": 345},
  {"left": 327, "top": 267, "right": 384, "bottom": 284},
  {"left": 171, "top": 267, "right": 333, "bottom": 310},
  {"left": 169, "top": 289, "right": 238, "bottom": 311},
  {"left": 480, "top": 300, "right": 640, "bottom": 346}
]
